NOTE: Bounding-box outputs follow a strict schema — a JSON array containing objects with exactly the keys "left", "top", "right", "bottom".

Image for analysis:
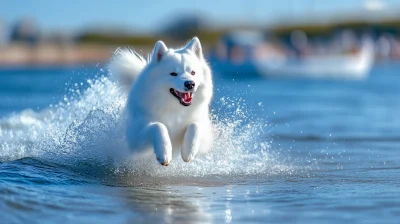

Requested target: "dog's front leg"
[
  {"left": 147, "top": 122, "right": 172, "bottom": 166},
  {"left": 181, "top": 123, "right": 201, "bottom": 162}
]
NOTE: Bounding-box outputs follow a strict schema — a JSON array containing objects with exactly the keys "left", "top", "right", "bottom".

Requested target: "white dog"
[{"left": 108, "top": 37, "right": 213, "bottom": 166}]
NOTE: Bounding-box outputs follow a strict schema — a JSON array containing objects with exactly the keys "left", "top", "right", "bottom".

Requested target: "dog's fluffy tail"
[{"left": 108, "top": 48, "right": 147, "bottom": 88}]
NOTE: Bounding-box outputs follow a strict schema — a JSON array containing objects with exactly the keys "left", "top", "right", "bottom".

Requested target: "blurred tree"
[{"left": 160, "top": 14, "right": 206, "bottom": 40}]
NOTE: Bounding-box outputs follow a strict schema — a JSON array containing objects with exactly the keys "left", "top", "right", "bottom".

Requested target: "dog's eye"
[
  {"left": 170, "top": 72, "right": 178, "bottom": 76},
  {"left": 191, "top": 71, "right": 196, "bottom": 76}
]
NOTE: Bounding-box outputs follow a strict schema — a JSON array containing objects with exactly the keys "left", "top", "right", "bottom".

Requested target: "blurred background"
[{"left": 1, "top": 0, "right": 400, "bottom": 68}]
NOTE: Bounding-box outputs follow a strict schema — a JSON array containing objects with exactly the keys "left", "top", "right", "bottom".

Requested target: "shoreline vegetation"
[{"left": 2, "top": 18, "right": 400, "bottom": 66}]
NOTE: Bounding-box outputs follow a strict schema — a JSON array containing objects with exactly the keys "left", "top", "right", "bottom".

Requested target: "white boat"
[
  {"left": 257, "top": 40, "right": 375, "bottom": 79},
  {"left": 210, "top": 31, "right": 375, "bottom": 80}
]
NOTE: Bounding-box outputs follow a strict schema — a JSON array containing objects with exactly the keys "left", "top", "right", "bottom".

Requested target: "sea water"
[{"left": 0, "top": 63, "right": 399, "bottom": 223}]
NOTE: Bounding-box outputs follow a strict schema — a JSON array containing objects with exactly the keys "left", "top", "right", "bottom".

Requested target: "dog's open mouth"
[{"left": 170, "top": 88, "right": 193, "bottom": 106}]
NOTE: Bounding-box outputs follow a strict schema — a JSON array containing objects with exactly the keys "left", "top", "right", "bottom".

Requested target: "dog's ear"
[
  {"left": 151, "top": 40, "right": 168, "bottom": 62},
  {"left": 185, "top": 37, "right": 203, "bottom": 59}
]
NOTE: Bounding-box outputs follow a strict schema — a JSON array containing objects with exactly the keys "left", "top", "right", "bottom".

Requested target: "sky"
[{"left": 1, "top": 0, "right": 399, "bottom": 34}]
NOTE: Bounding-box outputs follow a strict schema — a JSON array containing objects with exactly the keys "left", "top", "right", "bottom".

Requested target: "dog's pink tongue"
[{"left": 184, "top": 92, "right": 192, "bottom": 102}]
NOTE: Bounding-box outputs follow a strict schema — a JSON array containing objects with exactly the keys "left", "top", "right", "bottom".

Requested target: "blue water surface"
[{"left": 0, "top": 62, "right": 399, "bottom": 223}]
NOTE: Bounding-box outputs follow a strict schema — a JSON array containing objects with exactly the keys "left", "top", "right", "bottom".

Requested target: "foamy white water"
[{"left": 0, "top": 74, "right": 293, "bottom": 178}]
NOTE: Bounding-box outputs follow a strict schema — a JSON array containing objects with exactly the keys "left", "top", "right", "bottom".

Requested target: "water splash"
[{"left": 0, "top": 74, "right": 294, "bottom": 179}]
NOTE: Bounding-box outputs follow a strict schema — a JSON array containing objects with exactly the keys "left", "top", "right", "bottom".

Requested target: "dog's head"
[{"left": 147, "top": 37, "right": 212, "bottom": 107}]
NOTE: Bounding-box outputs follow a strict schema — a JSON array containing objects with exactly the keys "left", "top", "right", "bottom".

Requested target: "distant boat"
[
  {"left": 210, "top": 31, "right": 375, "bottom": 79},
  {"left": 257, "top": 40, "right": 375, "bottom": 79}
]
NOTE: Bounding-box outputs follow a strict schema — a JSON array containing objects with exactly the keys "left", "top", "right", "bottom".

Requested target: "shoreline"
[{"left": 0, "top": 44, "right": 152, "bottom": 66}]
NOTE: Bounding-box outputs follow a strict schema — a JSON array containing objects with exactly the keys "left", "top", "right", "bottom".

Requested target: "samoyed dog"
[{"left": 108, "top": 37, "right": 213, "bottom": 166}]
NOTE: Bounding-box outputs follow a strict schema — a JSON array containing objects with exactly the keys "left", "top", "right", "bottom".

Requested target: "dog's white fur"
[{"left": 108, "top": 37, "right": 213, "bottom": 166}]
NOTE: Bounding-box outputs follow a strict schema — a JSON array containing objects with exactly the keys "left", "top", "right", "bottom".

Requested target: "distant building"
[{"left": 10, "top": 19, "right": 40, "bottom": 45}]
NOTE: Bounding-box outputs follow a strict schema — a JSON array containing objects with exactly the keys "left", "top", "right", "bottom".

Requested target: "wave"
[{"left": 0, "top": 72, "right": 295, "bottom": 180}]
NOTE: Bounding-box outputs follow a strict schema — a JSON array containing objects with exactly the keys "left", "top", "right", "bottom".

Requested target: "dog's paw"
[
  {"left": 182, "top": 154, "right": 194, "bottom": 163},
  {"left": 157, "top": 155, "right": 172, "bottom": 166}
]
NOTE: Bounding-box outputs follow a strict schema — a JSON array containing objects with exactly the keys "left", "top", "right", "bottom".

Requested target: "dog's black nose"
[{"left": 184, "top": 81, "right": 195, "bottom": 90}]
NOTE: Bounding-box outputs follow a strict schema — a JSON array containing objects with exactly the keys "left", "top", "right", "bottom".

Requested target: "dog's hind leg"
[{"left": 181, "top": 123, "right": 201, "bottom": 162}]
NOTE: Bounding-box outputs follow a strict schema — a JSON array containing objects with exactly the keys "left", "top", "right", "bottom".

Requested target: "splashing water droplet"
[{"left": 0, "top": 74, "right": 294, "bottom": 180}]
